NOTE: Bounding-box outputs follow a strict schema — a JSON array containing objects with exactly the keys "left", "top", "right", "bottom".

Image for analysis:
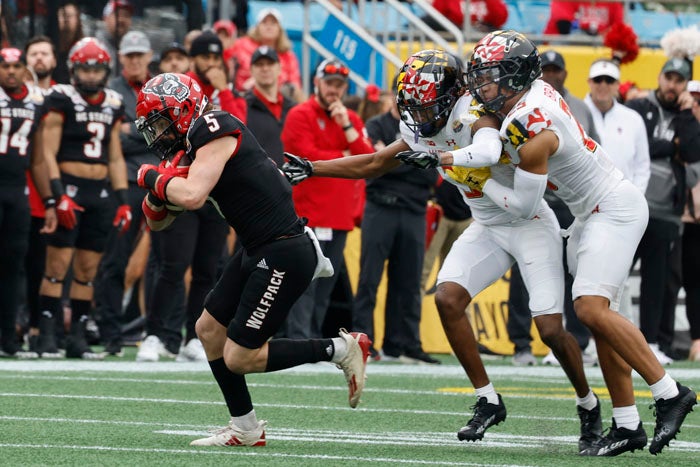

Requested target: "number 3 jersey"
[
  {"left": 186, "top": 110, "right": 301, "bottom": 250},
  {"left": 44, "top": 84, "right": 125, "bottom": 165},
  {"left": 0, "top": 83, "right": 45, "bottom": 188},
  {"left": 400, "top": 93, "right": 549, "bottom": 226},
  {"left": 500, "top": 80, "right": 623, "bottom": 219}
]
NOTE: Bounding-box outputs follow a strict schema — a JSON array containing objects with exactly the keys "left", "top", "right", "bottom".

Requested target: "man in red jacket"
[
  {"left": 186, "top": 30, "right": 246, "bottom": 122},
  {"left": 281, "top": 58, "right": 374, "bottom": 339}
]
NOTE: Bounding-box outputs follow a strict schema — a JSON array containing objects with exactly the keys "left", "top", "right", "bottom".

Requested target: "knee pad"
[
  {"left": 73, "top": 278, "right": 94, "bottom": 287},
  {"left": 44, "top": 275, "right": 64, "bottom": 284}
]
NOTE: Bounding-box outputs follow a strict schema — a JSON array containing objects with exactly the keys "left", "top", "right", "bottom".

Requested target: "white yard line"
[
  {"left": 2, "top": 359, "right": 700, "bottom": 380},
  {"left": 0, "top": 442, "right": 534, "bottom": 466}
]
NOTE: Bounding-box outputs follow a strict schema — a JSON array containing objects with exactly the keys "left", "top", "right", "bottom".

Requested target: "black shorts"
[
  {"left": 46, "top": 173, "right": 113, "bottom": 252},
  {"left": 205, "top": 233, "right": 317, "bottom": 349}
]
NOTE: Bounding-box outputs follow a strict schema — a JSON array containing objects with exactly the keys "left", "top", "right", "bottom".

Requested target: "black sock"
[
  {"left": 208, "top": 357, "right": 252, "bottom": 417},
  {"left": 265, "top": 338, "right": 334, "bottom": 372},
  {"left": 70, "top": 298, "right": 91, "bottom": 327},
  {"left": 38, "top": 295, "right": 61, "bottom": 320}
]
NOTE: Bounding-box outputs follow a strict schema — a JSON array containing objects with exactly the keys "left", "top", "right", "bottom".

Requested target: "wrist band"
[
  {"left": 342, "top": 123, "right": 353, "bottom": 131},
  {"left": 50, "top": 179, "right": 64, "bottom": 197},
  {"left": 43, "top": 197, "right": 57, "bottom": 209}
]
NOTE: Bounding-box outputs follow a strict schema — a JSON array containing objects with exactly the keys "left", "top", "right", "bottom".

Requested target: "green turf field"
[{"left": 1, "top": 351, "right": 698, "bottom": 466}]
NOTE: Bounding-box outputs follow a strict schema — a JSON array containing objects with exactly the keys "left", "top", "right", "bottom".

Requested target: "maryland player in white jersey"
[
  {"left": 461, "top": 30, "right": 697, "bottom": 456},
  {"left": 282, "top": 49, "right": 600, "bottom": 449}
]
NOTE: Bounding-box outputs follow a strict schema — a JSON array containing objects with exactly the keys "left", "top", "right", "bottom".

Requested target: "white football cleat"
[
  {"left": 336, "top": 328, "right": 371, "bottom": 408},
  {"left": 136, "top": 335, "right": 175, "bottom": 362},
  {"left": 190, "top": 419, "right": 267, "bottom": 447},
  {"left": 176, "top": 338, "right": 207, "bottom": 362}
]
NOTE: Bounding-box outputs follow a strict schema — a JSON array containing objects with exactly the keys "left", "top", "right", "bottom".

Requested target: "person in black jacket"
[
  {"left": 626, "top": 58, "right": 700, "bottom": 363},
  {"left": 244, "top": 46, "right": 295, "bottom": 167},
  {"left": 95, "top": 30, "right": 158, "bottom": 356}
]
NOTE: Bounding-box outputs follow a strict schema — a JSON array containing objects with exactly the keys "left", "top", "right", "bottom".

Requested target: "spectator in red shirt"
[
  {"left": 425, "top": 0, "right": 508, "bottom": 32},
  {"left": 229, "top": 8, "right": 303, "bottom": 102},
  {"left": 185, "top": 30, "right": 247, "bottom": 122},
  {"left": 544, "top": 1, "right": 625, "bottom": 35},
  {"left": 281, "top": 58, "right": 374, "bottom": 339}
]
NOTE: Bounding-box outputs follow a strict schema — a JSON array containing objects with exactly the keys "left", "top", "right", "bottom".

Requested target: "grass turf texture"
[{"left": 1, "top": 351, "right": 699, "bottom": 466}]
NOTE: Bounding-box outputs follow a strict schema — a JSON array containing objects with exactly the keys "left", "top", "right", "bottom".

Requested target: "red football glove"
[
  {"left": 142, "top": 192, "right": 168, "bottom": 222},
  {"left": 56, "top": 194, "right": 84, "bottom": 230},
  {"left": 112, "top": 204, "right": 132, "bottom": 235},
  {"left": 137, "top": 164, "right": 160, "bottom": 190},
  {"left": 159, "top": 150, "right": 191, "bottom": 178}
]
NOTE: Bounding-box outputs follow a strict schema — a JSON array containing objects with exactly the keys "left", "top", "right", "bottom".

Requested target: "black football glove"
[
  {"left": 395, "top": 150, "right": 440, "bottom": 169},
  {"left": 282, "top": 152, "right": 314, "bottom": 185}
]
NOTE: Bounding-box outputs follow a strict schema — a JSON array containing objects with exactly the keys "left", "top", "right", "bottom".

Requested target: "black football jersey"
[
  {"left": 44, "top": 84, "right": 125, "bottom": 165},
  {"left": 187, "top": 110, "right": 301, "bottom": 250},
  {"left": 0, "top": 83, "right": 45, "bottom": 188}
]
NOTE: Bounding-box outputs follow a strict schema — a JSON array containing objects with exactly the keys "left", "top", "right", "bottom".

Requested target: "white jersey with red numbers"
[
  {"left": 500, "top": 79, "right": 623, "bottom": 219},
  {"left": 400, "top": 93, "right": 550, "bottom": 226}
]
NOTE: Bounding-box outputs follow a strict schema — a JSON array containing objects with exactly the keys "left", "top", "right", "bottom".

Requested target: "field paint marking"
[
  {"left": 0, "top": 373, "right": 665, "bottom": 401},
  {"left": 2, "top": 359, "right": 700, "bottom": 380},
  {"left": 0, "top": 443, "right": 532, "bottom": 466}
]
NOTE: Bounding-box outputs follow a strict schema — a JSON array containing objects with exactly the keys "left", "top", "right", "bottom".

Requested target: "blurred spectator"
[
  {"left": 245, "top": 46, "right": 295, "bottom": 167},
  {"left": 627, "top": 58, "right": 700, "bottom": 365},
  {"left": 183, "top": 29, "right": 202, "bottom": 53},
  {"left": 421, "top": 181, "right": 471, "bottom": 294},
  {"left": 683, "top": 81, "right": 700, "bottom": 361},
  {"left": 0, "top": 47, "right": 55, "bottom": 358},
  {"left": 618, "top": 80, "right": 649, "bottom": 103},
  {"left": 24, "top": 35, "right": 57, "bottom": 89},
  {"left": 94, "top": 31, "right": 157, "bottom": 357},
  {"left": 95, "top": 0, "right": 134, "bottom": 77},
  {"left": 585, "top": 59, "right": 650, "bottom": 193},
  {"left": 158, "top": 42, "right": 189, "bottom": 74},
  {"left": 423, "top": 0, "right": 508, "bottom": 32},
  {"left": 281, "top": 58, "right": 374, "bottom": 339},
  {"left": 353, "top": 84, "right": 439, "bottom": 363},
  {"left": 214, "top": 19, "right": 237, "bottom": 50},
  {"left": 544, "top": 1, "right": 624, "bottom": 35},
  {"left": 358, "top": 84, "right": 388, "bottom": 125},
  {"left": 54, "top": 1, "right": 84, "bottom": 84},
  {"left": 508, "top": 50, "right": 599, "bottom": 366},
  {"left": 22, "top": 36, "right": 58, "bottom": 354},
  {"left": 230, "top": 8, "right": 303, "bottom": 102},
  {"left": 186, "top": 30, "right": 247, "bottom": 122}
]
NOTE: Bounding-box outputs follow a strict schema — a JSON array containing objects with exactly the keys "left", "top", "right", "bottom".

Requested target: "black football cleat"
[
  {"left": 579, "top": 419, "right": 647, "bottom": 456},
  {"left": 577, "top": 395, "right": 603, "bottom": 452},
  {"left": 457, "top": 394, "right": 507, "bottom": 441},
  {"left": 649, "top": 383, "right": 697, "bottom": 455}
]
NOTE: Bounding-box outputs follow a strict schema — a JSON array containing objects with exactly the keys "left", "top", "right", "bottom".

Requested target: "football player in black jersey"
[
  {"left": 0, "top": 47, "right": 56, "bottom": 358},
  {"left": 38, "top": 37, "right": 132, "bottom": 359},
  {"left": 135, "top": 72, "right": 371, "bottom": 446}
]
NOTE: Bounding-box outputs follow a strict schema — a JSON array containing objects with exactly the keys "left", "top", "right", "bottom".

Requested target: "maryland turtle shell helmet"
[
  {"left": 396, "top": 49, "right": 466, "bottom": 138},
  {"left": 466, "top": 30, "right": 541, "bottom": 112}
]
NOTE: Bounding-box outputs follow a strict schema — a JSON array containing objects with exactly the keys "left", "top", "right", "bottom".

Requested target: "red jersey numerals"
[{"left": 558, "top": 98, "right": 597, "bottom": 153}]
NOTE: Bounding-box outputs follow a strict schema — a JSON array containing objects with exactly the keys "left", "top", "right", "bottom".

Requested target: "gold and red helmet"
[{"left": 396, "top": 49, "right": 465, "bottom": 138}]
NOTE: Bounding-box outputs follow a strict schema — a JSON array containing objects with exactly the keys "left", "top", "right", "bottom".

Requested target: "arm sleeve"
[
  {"left": 450, "top": 127, "right": 502, "bottom": 167},
  {"left": 482, "top": 167, "right": 548, "bottom": 219}
]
